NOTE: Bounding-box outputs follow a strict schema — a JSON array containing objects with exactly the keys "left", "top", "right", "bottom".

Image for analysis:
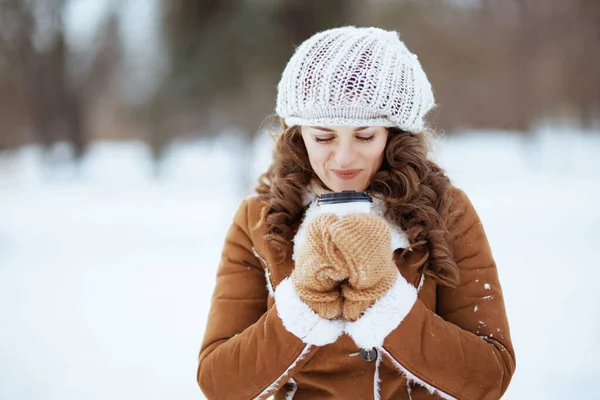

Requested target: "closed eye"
[
  {"left": 357, "top": 135, "right": 375, "bottom": 142},
  {"left": 313, "top": 135, "right": 375, "bottom": 143}
]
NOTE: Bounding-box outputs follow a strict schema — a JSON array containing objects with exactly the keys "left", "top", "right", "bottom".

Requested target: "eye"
[
  {"left": 314, "top": 136, "right": 334, "bottom": 143},
  {"left": 356, "top": 135, "right": 375, "bottom": 142}
]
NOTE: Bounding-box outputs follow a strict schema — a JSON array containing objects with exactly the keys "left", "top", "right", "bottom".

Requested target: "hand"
[
  {"left": 328, "top": 213, "right": 399, "bottom": 321},
  {"left": 292, "top": 213, "right": 347, "bottom": 319}
]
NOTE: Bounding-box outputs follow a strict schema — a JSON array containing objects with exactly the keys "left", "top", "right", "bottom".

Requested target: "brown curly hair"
[{"left": 255, "top": 125, "right": 461, "bottom": 287}]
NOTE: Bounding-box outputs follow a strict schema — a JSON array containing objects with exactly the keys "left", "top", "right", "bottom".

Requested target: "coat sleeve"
[
  {"left": 197, "top": 198, "right": 343, "bottom": 400},
  {"left": 344, "top": 189, "right": 516, "bottom": 400}
]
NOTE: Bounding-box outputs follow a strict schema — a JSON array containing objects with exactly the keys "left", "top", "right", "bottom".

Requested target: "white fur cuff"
[
  {"left": 274, "top": 277, "right": 345, "bottom": 346},
  {"left": 345, "top": 272, "right": 417, "bottom": 349}
]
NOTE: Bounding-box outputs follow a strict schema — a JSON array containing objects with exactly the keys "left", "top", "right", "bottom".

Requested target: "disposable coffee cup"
[{"left": 317, "top": 191, "right": 372, "bottom": 216}]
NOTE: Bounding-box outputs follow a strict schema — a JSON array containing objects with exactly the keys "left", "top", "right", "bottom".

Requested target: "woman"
[{"left": 197, "top": 26, "right": 515, "bottom": 399}]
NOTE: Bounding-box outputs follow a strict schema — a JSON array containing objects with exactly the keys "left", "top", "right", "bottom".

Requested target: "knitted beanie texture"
[{"left": 276, "top": 26, "right": 435, "bottom": 133}]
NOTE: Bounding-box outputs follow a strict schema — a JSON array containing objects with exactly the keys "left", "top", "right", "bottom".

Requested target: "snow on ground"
[{"left": 0, "top": 128, "right": 599, "bottom": 399}]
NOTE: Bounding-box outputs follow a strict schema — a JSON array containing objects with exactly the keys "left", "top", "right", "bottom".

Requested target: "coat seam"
[
  {"left": 379, "top": 347, "right": 458, "bottom": 400},
  {"left": 374, "top": 348, "right": 382, "bottom": 400},
  {"left": 252, "top": 344, "right": 312, "bottom": 400}
]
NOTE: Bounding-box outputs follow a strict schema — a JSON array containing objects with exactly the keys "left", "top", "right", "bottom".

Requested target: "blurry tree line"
[{"left": 0, "top": 0, "right": 598, "bottom": 161}]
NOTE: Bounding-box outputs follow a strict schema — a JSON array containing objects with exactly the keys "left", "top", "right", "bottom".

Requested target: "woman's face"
[{"left": 300, "top": 125, "right": 389, "bottom": 192}]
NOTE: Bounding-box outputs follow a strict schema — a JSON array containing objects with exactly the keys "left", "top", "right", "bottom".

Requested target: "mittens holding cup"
[{"left": 292, "top": 191, "right": 400, "bottom": 322}]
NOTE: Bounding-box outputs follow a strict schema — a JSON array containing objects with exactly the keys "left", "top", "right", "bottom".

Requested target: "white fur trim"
[
  {"left": 252, "top": 247, "right": 274, "bottom": 298},
  {"left": 417, "top": 273, "right": 425, "bottom": 291},
  {"left": 254, "top": 344, "right": 312, "bottom": 400},
  {"left": 284, "top": 378, "right": 298, "bottom": 400},
  {"left": 264, "top": 268, "right": 275, "bottom": 298},
  {"left": 274, "top": 277, "right": 345, "bottom": 346},
  {"left": 344, "top": 272, "right": 417, "bottom": 349},
  {"left": 370, "top": 197, "right": 410, "bottom": 250},
  {"left": 390, "top": 227, "right": 410, "bottom": 252},
  {"left": 292, "top": 201, "right": 321, "bottom": 261},
  {"left": 374, "top": 348, "right": 383, "bottom": 400},
  {"left": 302, "top": 190, "right": 318, "bottom": 208},
  {"left": 378, "top": 347, "right": 456, "bottom": 400},
  {"left": 252, "top": 247, "right": 268, "bottom": 267}
]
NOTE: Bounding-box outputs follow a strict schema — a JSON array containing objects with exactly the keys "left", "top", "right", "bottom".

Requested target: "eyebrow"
[{"left": 309, "top": 126, "right": 371, "bottom": 132}]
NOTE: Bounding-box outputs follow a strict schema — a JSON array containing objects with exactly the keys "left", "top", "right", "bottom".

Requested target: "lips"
[{"left": 332, "top": 169, "right": 361, "bottom": 180}]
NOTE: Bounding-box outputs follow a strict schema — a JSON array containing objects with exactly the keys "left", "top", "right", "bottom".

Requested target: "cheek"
[
  {"left": 304, "top": 143, "right": 330, "bottom": 172},
  {"left": 364, "top": 144, "right": 387, "bottom": 168}
]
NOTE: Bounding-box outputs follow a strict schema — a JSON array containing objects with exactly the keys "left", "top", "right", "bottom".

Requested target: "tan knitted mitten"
[
  {"left": 292, "top": 214, "right": 347, "bottom": 319},
  {"left": 329, "top": 213, "right": 399, "bottom": 322}
]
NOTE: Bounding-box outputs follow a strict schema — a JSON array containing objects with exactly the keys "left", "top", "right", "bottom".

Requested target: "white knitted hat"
[{"left": 276, "top": 26, "right": 435, "bottom": 133}]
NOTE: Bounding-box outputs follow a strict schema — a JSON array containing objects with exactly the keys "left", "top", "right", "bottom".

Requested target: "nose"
[{"left": 333, "top": 142, "right": 358, "bottom": 167}]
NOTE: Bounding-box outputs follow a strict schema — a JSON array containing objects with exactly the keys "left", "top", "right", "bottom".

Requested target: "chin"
[{"left": 328, "top": 181, "right": 367, "bottom": 192}]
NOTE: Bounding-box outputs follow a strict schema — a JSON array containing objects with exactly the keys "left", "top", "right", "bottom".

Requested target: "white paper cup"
[{"left": 318, "top": 191, "right": 372, "bottom": 217}]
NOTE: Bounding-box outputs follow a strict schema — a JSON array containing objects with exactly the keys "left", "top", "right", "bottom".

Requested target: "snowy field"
[{"left": 0, "top": 127, "right": 599, "bottom": 399}]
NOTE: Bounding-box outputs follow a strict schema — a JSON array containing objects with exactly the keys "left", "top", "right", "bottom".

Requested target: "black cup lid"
[{"left": 318, "top": 190, "right": 372, "bottom": 205}]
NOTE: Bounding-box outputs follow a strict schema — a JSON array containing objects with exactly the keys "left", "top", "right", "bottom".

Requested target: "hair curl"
[{"left": 255, "top": 125, "right": 461, "bottom": 287}]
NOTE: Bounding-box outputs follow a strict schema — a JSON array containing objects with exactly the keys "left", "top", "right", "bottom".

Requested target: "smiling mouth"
[{"left": 332, "top": 169, "right": 361, "bottom": 180}]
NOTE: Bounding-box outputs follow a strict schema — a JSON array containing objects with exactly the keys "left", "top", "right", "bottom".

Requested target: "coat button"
[{"left": 359, "top": 348, "right": 377, "bottom": 362}]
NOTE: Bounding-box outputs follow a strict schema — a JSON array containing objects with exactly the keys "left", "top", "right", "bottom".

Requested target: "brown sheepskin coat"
[{"left": 197, "top": 188, "right": 516, "bottom": 399}]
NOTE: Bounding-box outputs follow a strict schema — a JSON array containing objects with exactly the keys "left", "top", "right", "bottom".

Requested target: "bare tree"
[{"left": 0, "top": 0, "right": 89, "bottom": 158}]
